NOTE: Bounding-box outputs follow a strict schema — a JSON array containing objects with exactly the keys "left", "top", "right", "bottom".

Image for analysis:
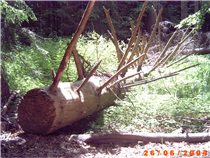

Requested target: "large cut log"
[{"left": 18, "top": 76, "right": 123, "bottom": 135}]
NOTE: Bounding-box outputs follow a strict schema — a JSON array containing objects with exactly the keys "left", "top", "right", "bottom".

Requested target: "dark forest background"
[
  {"left": 2, "top": 1, "right": 210, "bottom": 53},
  {"left": 14, "top": 1, "right": 210, "bottom": 39}
]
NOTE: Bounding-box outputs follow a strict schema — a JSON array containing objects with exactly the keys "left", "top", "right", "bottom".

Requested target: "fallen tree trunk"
[
  {"left": 17, "top": 2, "right": 200, "bottom": 137},
  {"left": 71, "top": 132, "right": 210, "bottom": 144},
  {"left": 18, "top": 76, "right": 123, "bottom": 135}
]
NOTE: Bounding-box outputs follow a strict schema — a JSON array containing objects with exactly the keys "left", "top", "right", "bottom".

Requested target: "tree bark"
[
  {"left": 18, "top": 76, "right": 123, "bottom": 135},
  {"left": 72, "top": 132, "right": 210, "bottom": 144},
  {"left": 182, "top": 48, "right": 210, "bottom": 55},
  {"left": 194, "top": 1, "right": 199, "bottom": 13},
  {"left": 181, "top": 1, "right": 188, "bottom": 20}
]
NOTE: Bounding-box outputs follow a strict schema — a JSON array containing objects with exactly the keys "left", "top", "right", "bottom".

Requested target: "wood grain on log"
[{"left": 18, "top": 76, "right": 123, "bottom": 135}]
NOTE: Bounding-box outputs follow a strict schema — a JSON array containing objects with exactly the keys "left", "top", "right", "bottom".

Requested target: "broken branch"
[
  {"left": 127, "top": 29, "right": 142, "bottom": 64},
  {"left": 107, "top": 30, "right": 124, "bottom": 57},
  {"left": 169, "top": 63, "right": 200, "bottom": 74},
  {"left": 108, "top": 72, "right": 142, "bottom": 88},
  {"left": 143, "top": 7, "right": 163, "bottom": 56},
  {"left": 50, "top": 1, "right": 95, "bottom": 93},
  {"left": 72, "top": 46, "right": 84, "bottom": 80},
  {"left": 103, "top": 6, "right": 122, "bottom": 63},
  {"left": 97, "top": 54, "right": 145, "bottom": 92},
  {"left": 153, "top": 30, "right": 179, "bottom": 67},
  {"left": 117, "top": 1, "right": 148, "bottom": 70},
  {"left": 166, "top": 51, "right": 195, "bottom": 68},
  {"left": 77, "top": 60, "right": 102, "bottom": 92},
  {"left": 152, "top": 6, "right": 162, "bottom": 52},
  {"left": 124, "top": 73, "right": 178, "bottom": 88}
]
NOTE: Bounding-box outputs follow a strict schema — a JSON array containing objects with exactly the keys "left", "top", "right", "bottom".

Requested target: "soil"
[{"left": 1, "top": 128, "right": 210, "bottom": 158}]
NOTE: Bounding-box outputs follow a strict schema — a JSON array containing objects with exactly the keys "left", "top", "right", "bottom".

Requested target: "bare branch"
[
  {"left": 166, "top": 51, "right": 195, "bottom": 68},
  {"left": 161, "top": 30, "right": 194, "bottom": 66},
  {"left": 129, "top": 18, "right": 135, "bottom": 34},
  {"left": 108, "top": 72, "right": 142, "bottom": 88},
  {"left": 127, "top": 29, "right": 142, "bottom": 64},
  {"left": 124, "top": 73, "right": 178, "bottom": 88},
  {"left": 72, "top": 132, "right": 210, "bottom": 144},
  {"left": 103, "top": 6, "right": 122, "bottom": 63},
  {"left": 137, "top": 34, "right": 146, "bottom": 71},
  {"left": 72, "top": 46, "right": 84, "bottom": 80},
  {"left": 152, "top": 6, "right": 162, "bottom": 52},
  {"left": 154, "top": 29, "right": 179, "bottom": 66},
  {"left": 129, "top": 18, "right": 141, "bottom": 58},
  {"left": 76, "top": 60, "right": 102, "bottom": 92},
  {"left": 169, "top": 63, "right": 200, "bottom": 74},
  {"left": 137, "top": 7, "right": 163, "bottom": 72},
  {"left": 117, "top": 1, "right": 148, "bottom": 70},
  {"left": 143, "top": 7, "right": 163, "bottom": 56},
  {"left": 2, "top": 92, "right": 17, "bottom": 115},
  {"left": 97, "top": 54, "right": 145, "bottom": 92},
  {"left": 150, "top": 29, "right": 193, "bottom": 74},
  {"left": 50, "top": 1, "right": 95, "bottom": 93},
  {"left": 107, "top": 30, "right": 124, "bottom": 57}
]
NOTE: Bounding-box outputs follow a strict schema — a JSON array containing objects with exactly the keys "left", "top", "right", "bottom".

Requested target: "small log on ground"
[
  {"left": 72, "top": 132, "right": 210, "bottom": 144},
  {"left": 194, "top": 48, "right": 210, "bottom": 55},
  {"left": 182, "top": 48, "right": 210, "bottom": 55},
  {"left": 18, "top": 76, "right": 123, "bottom": 135}
]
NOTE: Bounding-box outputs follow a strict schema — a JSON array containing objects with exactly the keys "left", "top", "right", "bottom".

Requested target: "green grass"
[
  {"left": 5, "top": 32, "right": 210, "bottom": 134},
  {"left": 5, "top": 31, "right": 118, "bottom": 94},
  {"left": 97, "top": 54, "right": 210, "bottom": 133}
]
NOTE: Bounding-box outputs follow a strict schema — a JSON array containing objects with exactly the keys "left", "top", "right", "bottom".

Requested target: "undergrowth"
[
  {"left": 96, "top": 54, "right": 210, "bottom": 134},
  {"left": 5, "top": 32, "right": 210, "bottom": 134}
]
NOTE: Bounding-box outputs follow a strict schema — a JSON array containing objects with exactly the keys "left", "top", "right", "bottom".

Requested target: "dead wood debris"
[{"left": 1, "top": 131, "right": 210, "bottom": 158}]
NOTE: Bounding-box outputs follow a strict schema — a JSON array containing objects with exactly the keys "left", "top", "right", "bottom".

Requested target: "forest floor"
[
  {"left": 1, "top": 38, "right": 210, "bottom": 157},
  {"left": 1, "top": 129, "right": 210, "bottom": 158}
]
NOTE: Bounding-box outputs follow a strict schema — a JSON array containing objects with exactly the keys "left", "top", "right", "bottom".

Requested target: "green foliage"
[
  {"left": 5, "top": 32, "right": 118, "bottom": 94},
  {"left": 176, "top": 2, "right": 210, "bottom": 29},
  {"left": 1, "top": 0, "right": 37, "bottom": 53},
  {"left": 23, "top": 1, "right": 150, "bottom": 40},
  {"left": 83, "top": 54, "right": 210, "bottom": 134},
  {"left": 1, "top": 0, "right": 37, "bottom": 26}
]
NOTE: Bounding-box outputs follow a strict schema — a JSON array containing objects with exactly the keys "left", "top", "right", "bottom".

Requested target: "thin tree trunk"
[
  {"left": 181, "top": 1, "right": 188, "bottom": 20},
  {"left": 194, "top": 1, "right": 199, "bottom": 13}
]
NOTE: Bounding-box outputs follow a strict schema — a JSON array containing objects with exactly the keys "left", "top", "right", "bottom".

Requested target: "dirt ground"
[{"left": 1, "top": 129, "right": 210, "bottom": 158}]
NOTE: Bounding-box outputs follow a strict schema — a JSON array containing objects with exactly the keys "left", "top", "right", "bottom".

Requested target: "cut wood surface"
[{"left": 18, "top": 76, "right": 123, "bottom": 135}]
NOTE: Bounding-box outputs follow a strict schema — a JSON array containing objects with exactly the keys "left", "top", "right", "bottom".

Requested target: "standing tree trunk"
[
  {"left": 181, "top": 1, "right": 188, "bottom": 20},
  {"left": 194, "top": 1, "right": 199, "bottom": 13}
]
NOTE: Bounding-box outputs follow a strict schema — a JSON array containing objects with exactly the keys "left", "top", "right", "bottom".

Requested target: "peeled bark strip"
[{"left": 18, "top": 76, "right": 122, "bottom": 135}]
